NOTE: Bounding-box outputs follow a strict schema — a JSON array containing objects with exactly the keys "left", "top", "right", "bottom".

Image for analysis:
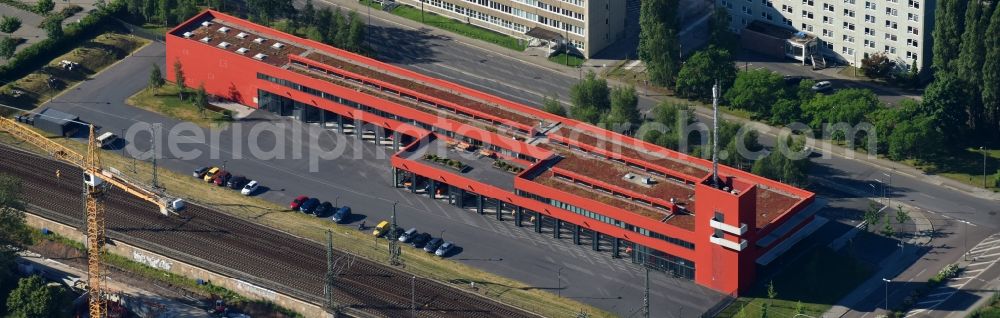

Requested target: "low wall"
[{"left": 24, "top": 212, "right": 333, "bottom": 318}]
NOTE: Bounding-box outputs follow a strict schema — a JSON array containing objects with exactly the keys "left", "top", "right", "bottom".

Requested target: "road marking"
[
  {"left": 905, "top": 234, "right": 1000, "bottom": 317},
  {"left": 970, "top": 244, "right": 1000, "bottom": 254}
]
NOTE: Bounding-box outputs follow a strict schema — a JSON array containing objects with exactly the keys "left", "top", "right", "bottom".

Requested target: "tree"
[
  {"left": 6, "top": 276, "right": 54, "bottom": 318},
  {"left": 882, "top": 213, "right": 895, "bottom": 236},
  {"left": 158, "top": 0, "right": 175, "bottom": 25},
  {"left": 768, "top": 99, "right": 799, "bottom": 125},
  {"left": 542, "top": 95, "right": 567, "bottom": 117},
  {"left": 895, "top": 205, "right": 911, "bottom": 230},
  {"left": 148, "top": 64, "right": 165, "bottom": 89},
  {"left": 982, "top": 5, "right": 1000, "bottom": 138},
  {"left": 603, "top": 85, "right": 641, "bottom": 134},
  {"left": 725, "top": 69, "right": 785, "bottom": 116},
  {"left": 752, "top": 136, "right": 810, "bottom": 186},
  {"left": 302, "top": 0, "right": 316, "bottom": 25},
  {"left": 36, "top": 0, "right": 55, "bottom": 14},
  {"left": 800, "top": 89, "right": 880, "bottom": 130},
  {"left": 42, "top": 17, "right": 62, "bottom": 40},
  {"left": 795, "top": 301, "right": 805, "bottom": 315},
  {"left": 346, "top": 11, "right": 365, "bottom": 53},
  {"left": 0, "top": 15, "right": 21, "bottom": 34},
  {"left": 863, "top": 202, "right": 881, "bottom": 232},
  {"left": 638, "top": 0, "right": 681, "bottom": 86},
  {"left": 675, "top": 47, "right": 737, "bottom": 100},
  {"left": 931, "top": 0, "right": 967, "bottom": 74},
  {"left": 315, "top": 8, "right": 333, "bottom": 44},
  {"left": 708, "top": 8, "right": 737, "bottom": 51},
  {"left": 887, "top": 115, "right": 941, "bottom": 161},
  {"left": 334, "top": 10, "right": 351, "bottom": 48},
  {"left": 0, "top": 36, "right": 16, "bottom": 59},
  {"left": 861, "top": 52, "right": 893, "bottom": 79},
  {"left": 174, "top": 0, "right": 199, "bottom": 23},
  {"left": 569, "top": 71, "right": 611, "bottom": 123},
  {"left": 955, "top": 0, "right": 990, "bottom": 132},
  {"left": 173, "top": 59, "right": 186, "bottom": 99},
  {"left": 922, "top": 75, "right": 971, "bottom": 145},
  {"left": 194, "top": 83, "right": 208, "bottom": 114}
]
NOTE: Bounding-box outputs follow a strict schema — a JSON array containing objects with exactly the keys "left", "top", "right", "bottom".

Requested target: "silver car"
[
  {"left": 398, "top": 228, "right": 418, "bottom": 242},
  {"left": 435, "top": 242, "right": 455, "bottom": 257}
]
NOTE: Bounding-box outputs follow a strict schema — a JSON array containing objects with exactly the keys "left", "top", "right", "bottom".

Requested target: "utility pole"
[
  {"left": 389, "top": 201, "right": 401, "bottom": 266},
  {"left": 324, "top": 230, "right": 337, "bottom": 312},
  {"left": 557, "top": 266, "right": 565, "bottom": 298},
  {"left": 150, "top": 124, "right": 159, "bottom": 189},
  {"left": 882, "top": 278, "right": 890, "bottom": 313},
  {"left": 643, "top": 267, "right": 650, "bottom": 318}
]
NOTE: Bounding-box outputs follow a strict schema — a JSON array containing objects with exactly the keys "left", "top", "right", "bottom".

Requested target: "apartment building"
[
  {"left": 393, "top": 0, "right": 627, "bottom": 58},
  {"left": 719, "top": 0, "right": 935, "bottom": 70}
]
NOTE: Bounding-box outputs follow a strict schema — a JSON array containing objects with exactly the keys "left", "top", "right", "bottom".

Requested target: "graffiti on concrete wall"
[
  {"left": 235, "top": 279, "right": 277, "bottom": 301},
  {"left": 132, "top": 250, "right": 172, "bottom": 271}
]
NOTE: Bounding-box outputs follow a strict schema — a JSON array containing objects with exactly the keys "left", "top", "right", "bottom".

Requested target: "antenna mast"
[{"left": 712, "top": 81, "right": 720, "bottom": 187}]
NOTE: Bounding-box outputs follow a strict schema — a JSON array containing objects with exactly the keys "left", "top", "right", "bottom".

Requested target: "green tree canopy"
[
  {"left": 173, "top": 59, "right": 186, "bottom": 99},
  {"left": 542, "top": 95, "right": 566, "bottom": 117},
  {"left": 6, "top": 276, "right": 55, "bottom": 318},
  {"left": 42, "top": 17, "right": 62, "bottom": 40},
  {"left": 888, "top": 115, "right": 941, "bottom": 161},
  {"left": 675, "top": 47, "right": 737, "bottom": 100},
  {"left": 194, "top": 83, "right": 208, "bottom": 113},
  {"left": 922, "top": 75, "right": 972, "bottom": 145},
  {"left": 639, "top": 0, "right": 680, "bottom": 86},
  {"left": 931, "top": 0, "right": 967, "bottom": 73},
  {"left": 0, "top": 15, "right": 22, "bottom": 34},
  {"left": 0, "top": 36, "right": 16, "bottom": 59},
  {"left": 346, "top": 11, "right": 365, "bottom": 53},
  {"left": 36, "top": 0, "right": 55, "bottom": 14},
  {"left": 148, "top": 63, "right": 164, "bottom": 88},
  {"left": 752, "top": 136, "right": 810, "bottom": 186},
  {"left": 800, "top": 88, "right": 880, "bottom": 129},
  {"left": 603, "top": 85, "right": 641, "bottom": 134},
  {"left": 301, "top": 0, "right": 315, "bottom": 25},
  {"left": 982, "top": 5, "right": 1000, "bottom": 137},
  {"left": 724, "top": 69, "right": 785, "bottom": 115},
  {"left": 569, "top": 71, "right": 611, "bottom": 123}
]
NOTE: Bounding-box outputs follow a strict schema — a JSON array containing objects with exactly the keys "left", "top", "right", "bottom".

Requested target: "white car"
[
  {"left": 435, "top": 242, "right": 455, "bottom": 257},
  {"left": 241, "top": 180, "right": 259, "bottom": 196},
  {"left": 811, "top": 81, "right": 833, "bottom": 92}
]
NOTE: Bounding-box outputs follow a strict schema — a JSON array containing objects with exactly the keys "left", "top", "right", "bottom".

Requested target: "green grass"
[
  {"left": 362, "top": 0, "right": 526, "bottom": 51},
  {"left": 716, "top": 247, "right": 874, "bottom": 318},
  {"left": 0, "top": 33, "right": 148, "bottom": 109},
  {"left": 970, "top": 293, "right": 1000, "bottom": 318},
  {"left": 902, "top": 147, "right": 1000, "bottom": 192},
  {"left": 0, "top": 130, "right": 616, "bottom": 318},
  {"left": 126, "top": 86, "right": 232, "bottom": 127},
  {"left": 29, "top": 229, "right": 305, "bottom": 318},
  {"left": 548, "top": 53, "right": 585, "bottom": 67}
]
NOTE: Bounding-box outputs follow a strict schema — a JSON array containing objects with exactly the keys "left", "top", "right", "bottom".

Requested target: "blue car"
[
  {"left": 331, "top": 206, "right": 351, "bottom": 223},
  {"left": 299, "top": 198, "right": 320, "bottom": 213}
]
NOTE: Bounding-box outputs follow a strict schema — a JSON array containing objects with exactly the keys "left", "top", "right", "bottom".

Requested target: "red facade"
[{"left": 166, "top": 10, "right": 818, "bottom": 295}]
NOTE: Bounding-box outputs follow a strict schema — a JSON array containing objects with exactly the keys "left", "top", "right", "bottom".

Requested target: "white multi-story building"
[
  {"left": 394, "top": 0, "right": 627, "bottom": 58},
  {"left": 718, "top": 0, "right": 934, "bottom": 70}
]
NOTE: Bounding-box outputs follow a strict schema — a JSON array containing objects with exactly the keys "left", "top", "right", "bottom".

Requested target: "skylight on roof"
[
  {"left": 253, "top": 53, "right": 267, "bottom": 60},
  {"left": 253, "top": 37, "right": 266, "bottom": 44},
  {"left": 201, "top": 21, "right": 212, "bottom": 27},
  {"left": 236, "top": 32, "right": 248, "bottom": 39},
  {"left": 217, "top": 42, "right": 231, "bottom": 49},
  {"left": 182, "top": 31, "right": 193, "bottom": 38},
  {"left": 236, "top": 47, "right": 249, "bottom": 54},
  {"left": 271, "top": 42, "right": 285, "bottom": 49},
  {"left": 218, "top": 26, "right": 230, "bottom": 33},
  {"left": 200, "top": 36, "right": 211, "bottom": 43}
]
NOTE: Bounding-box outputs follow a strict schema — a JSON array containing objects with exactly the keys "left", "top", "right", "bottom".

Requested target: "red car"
[
  {"left": 213, "top": 171, "right": 231, "bottom": 187},
  {"left": 290, "top": 195, "right": 309, "bottom": 210}
]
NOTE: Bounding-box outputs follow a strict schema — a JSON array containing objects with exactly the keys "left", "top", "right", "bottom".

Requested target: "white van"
[{"left": 96, "top": 132, "right": 117, "bottom": 148}]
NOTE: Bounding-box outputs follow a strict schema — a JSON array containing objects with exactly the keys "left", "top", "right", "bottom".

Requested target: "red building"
[{"left": 166, "top": 10, "right": 823, "bottom": 295}]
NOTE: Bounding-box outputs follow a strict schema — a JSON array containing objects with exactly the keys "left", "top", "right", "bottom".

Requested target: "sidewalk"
[
  {"left": 316, "top": 0, "right": 999, "bottom": 204},
  {"left": 811, "top": 66, "right": 923, "bottom": 101}
]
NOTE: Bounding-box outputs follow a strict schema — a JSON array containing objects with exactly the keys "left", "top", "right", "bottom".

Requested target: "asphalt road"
[{"left": 41, "top": 42, "right": 726, "bottom": 318}]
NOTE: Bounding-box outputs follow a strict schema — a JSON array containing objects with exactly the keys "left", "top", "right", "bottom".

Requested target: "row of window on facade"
[
  {"left": 257, "top": 72, "right": 537, "bottom": 161},
  {"left": 728, "top": 0, "right": 920, "bottom": 9},
  {"left": 421, "top": 0, "right": 587, "bottom": 45}
]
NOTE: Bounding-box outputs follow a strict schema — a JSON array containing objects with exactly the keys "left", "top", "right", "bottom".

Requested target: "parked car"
[
  {"left": 398, "top": 228, "right": 418, "bottom": 242},
  {"left": 435, "top": 242, "right": 455, "bottom": 256},
  {"left": 409, "top": 233, "right": 431, "bottom": 247},
  {"left": 423, "top": 238, "right": 444, "bottom": 253},
  {"left": 202, "top": 167, "right": 220, "bottom": 182},
  {"left": 811, "top": 81, "right": 833, "bottom": 92},
  {"left": 227, "top": 176, "right": 248, "bottom": 189},
  {"left": 313, "top": 201, "right": 334, "bottom": 217},
  {"left": 331, "top": 206, "right": 351, "bottom": 223},
  {"left": 290, "top": 195, "right": 309, "bottom": 210},
  {"left": 193, "top": 167, "right": 210, "bottom": 178},
  {"left": 372, "top": 221, "right": 390, "bottom": 237},
  {"left": 213, "top": 171, "right": 231, "bottom": 186},
  {"left": 388, "top": 227, "right": 405, "bottom": 239},
  {"left": 241, "top": 180, "right": 259, "bottom": 196},
  {"left": 299, "top": 198, "right": 320, "bottom": 213}
]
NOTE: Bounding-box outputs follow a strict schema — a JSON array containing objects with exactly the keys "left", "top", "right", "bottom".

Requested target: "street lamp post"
[
  {"left": 982, "top": 146, "right": 988, "bottom": 188},
  {"left": 882, "top": 278, "right": 890, "bottom": 312},
  {"left": 557, "top": 266, "right": 565, "bottom": 298}
]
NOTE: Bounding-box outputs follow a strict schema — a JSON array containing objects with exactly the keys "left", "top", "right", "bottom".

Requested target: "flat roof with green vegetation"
[{"left": 360, "top": 0, "right": 526, "bottom": 51}]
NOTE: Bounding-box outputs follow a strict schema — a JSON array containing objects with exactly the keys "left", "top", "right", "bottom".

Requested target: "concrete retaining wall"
[{"left": 25, "top": 213, "right": 333, "bottom": 318}]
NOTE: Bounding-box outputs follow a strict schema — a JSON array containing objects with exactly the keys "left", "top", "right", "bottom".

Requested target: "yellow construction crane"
[{"left": 0, "top": 117, "right": 177, "bottom": 318}]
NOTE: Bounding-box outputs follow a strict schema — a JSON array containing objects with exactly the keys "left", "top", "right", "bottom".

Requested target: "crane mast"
[{"left": 84, "top": 124, "right": 108, "bottom": 318}]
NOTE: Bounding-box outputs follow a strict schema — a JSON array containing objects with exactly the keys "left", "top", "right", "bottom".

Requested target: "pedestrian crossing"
[{"left": 905, "top": 233, "right": 1000, "bottom": 317}]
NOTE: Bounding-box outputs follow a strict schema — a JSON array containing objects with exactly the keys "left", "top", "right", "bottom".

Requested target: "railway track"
[{"left": 0, "top": 144, "right": 535, "bottom": 318}]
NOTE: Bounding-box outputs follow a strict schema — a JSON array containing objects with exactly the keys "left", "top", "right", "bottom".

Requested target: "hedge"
[{"left": 0, "top": 9, "right": 120, "bottom": 84}]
